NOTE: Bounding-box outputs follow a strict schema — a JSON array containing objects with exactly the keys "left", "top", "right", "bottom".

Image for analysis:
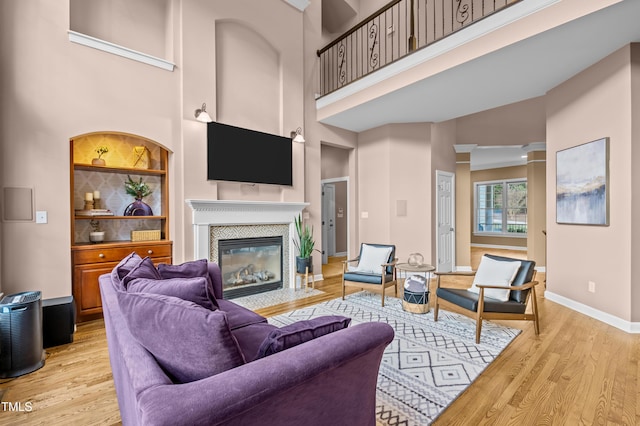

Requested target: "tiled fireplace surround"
[{"left": 185, "top": 200, "right": 309, "bottom": 290}]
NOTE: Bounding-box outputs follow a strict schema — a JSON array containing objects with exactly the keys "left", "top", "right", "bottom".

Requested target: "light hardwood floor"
[{"left": 1, "top": 248, "right": 638, "bottom": 425}]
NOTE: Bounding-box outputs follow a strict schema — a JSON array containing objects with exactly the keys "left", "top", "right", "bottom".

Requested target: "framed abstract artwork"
[{"left": 556, "top": 137, "right": 609, "bottom": 225}]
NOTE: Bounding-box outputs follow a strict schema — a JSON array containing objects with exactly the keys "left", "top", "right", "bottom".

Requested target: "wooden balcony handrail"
[
  {"left": 316, "top": 0, "right": 522, "bottom": 98},
  {"left": 317, "top": 0, "right": 402, "bottom": 57}
]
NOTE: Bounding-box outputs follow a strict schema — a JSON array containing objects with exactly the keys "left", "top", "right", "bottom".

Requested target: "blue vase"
[{"left": 124, "top": 198, "right": 153, "bottom": 216}]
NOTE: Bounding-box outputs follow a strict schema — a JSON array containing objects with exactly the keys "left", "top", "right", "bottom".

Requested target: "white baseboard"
[
  {"left": 455, "top": 265, "right": 545, "bottom": 273},
  {"left": 333, "top": 251, "right": 347, "bottom": 257},
  {"left": 471, "top": 243, "right": 527, "bottom": 251},
  {"left": 545, "top": 291, "right": 640, "bottom": 333}
]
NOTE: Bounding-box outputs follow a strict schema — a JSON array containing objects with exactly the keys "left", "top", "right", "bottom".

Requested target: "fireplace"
[
  {"left": 219, "top": 236, "right": 283, "bottom": 299},
  {"left": 185, "top": 199, "right": 309, "bottom": 291}
]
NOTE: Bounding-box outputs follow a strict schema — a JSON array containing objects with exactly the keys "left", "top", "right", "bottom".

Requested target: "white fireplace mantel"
[
  {"left": 186, "top": 199, "right": 309, "bottom": 228},
  {"left": 185, "top": 200, "right": 309, "bottom": 287}
]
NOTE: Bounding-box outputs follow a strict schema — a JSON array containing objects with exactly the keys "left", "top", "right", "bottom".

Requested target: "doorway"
[{"left": 321, "top": 177, "right": 349, "bottom": 265}]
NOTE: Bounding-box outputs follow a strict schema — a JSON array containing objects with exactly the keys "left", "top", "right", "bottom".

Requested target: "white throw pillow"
[
  {"left": 354, "top": 244, "right": 393, "bottom": 274},
  {"left": 467, "top": 256, "right": 521, "bottom": 302}
]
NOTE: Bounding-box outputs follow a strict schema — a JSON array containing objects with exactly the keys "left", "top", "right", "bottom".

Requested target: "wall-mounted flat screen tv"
[{"left": 207, "top": 121, "right": 293, "bottom": 186}]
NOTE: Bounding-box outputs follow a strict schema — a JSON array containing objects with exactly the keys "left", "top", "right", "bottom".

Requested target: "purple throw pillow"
[
  {"left": 116, "top": 291, "right": 245, "bottom": 384},
  {"left": 121, "top": 257, "right": 161, "bottom": 289},
  {"left": 256, "top": 315, "right": 352, "bottom": 359},
  {"left": 127, "top": 276, "right": 217, "bottom": 311},
  {"left": 111, "top": 252, "right": 143, "bottom": 290},
  {"left": 157, "top": 259, "right": 218, "bottom": 308},
  {"left": 157, "top": 258, "right": 209, "bottom": 279}
]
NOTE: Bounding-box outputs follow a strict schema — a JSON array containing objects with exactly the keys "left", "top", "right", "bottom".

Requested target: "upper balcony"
[
  {"left": 315, "top": 0, "right": 640, "bottom": 132},
  {"left": 317, "top": 0, "right": 522, "bottom": 98}
]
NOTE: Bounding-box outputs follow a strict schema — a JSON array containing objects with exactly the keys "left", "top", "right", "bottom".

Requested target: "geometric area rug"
[
  {"left": 230, "top": 288, "right": 325, "bottom": 311},
  {"left": 267, "top": 291, "right": 521, "bottom": 425}
]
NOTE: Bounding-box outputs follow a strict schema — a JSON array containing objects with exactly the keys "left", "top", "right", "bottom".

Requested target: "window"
[{"left": 475, "top": 179, "right": 527, "bottom": 235}]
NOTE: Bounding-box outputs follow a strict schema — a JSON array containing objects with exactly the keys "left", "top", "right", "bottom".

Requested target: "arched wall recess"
[
  {"left": 69, "top": 131, "right": 173, "bottom": 322},
  {"left": 215, "top": 20, "right": 282, "bottom": 135}
]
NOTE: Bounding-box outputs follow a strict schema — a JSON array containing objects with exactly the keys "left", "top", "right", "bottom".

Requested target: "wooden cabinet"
[
  {"left": 70, "top": 132, "right": 172, "bottom": 322},
  {"left": 72, "top": 242, "right": 172, "bottom": 321}
]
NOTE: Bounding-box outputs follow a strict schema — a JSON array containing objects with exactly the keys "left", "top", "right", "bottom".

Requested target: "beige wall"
[
  {"left": 632, "top": 44, "right": 640, "bottom": 322},
  {"left": 321, "top": 144, "right": 350, "bottom": 179},
  {"left": 430, "top": 120, "right": 458, "bottom": 262},
  {"left": 304, "top": 1, "right": 359, "bottom": 270},
  {"left": 0, "top": 0, "right": 305, "bottom": 298},
  {"left": 456, "top": 97, "right": 546, "bottom": 146},
  {"left": 357, "top": 123, "right": 432, "bottom": 264},
  {"left": 1, "top": 0, "right": 181, "bottom": 298},
  {"left": 180, "top": 0, "right": 305, "bottom": 264},
  {"left": 321, "top": 0, "right": 389, "bottom": 39},
  {"left": 547, "top": 44, "right": 635, "bottom": 321},
  {"left": 70, "top": 0, "right": 171, "bottom": 60},
  {"left": 357, "top": 126, "right": 392, "bottom": 244}
]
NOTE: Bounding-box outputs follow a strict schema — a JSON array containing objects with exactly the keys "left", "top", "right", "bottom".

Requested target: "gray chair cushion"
[
  {"left": 436, "top": 287, "right": 527, "bottom": 314},
  {"left": 343, "top": 272, "right": 394, "bottom": 285}
]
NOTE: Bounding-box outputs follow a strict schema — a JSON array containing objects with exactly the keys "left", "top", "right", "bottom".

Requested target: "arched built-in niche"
[
  {"left": 70, "top": 131, "right": 173, "bottom": 322},
  {"left": 215, "top": 20, "right": 281, "bottom": 135}
]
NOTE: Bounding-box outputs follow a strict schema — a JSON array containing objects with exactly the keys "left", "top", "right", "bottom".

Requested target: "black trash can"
[{"left": 0, "top": 291, "right": 45, "bottom": 378}]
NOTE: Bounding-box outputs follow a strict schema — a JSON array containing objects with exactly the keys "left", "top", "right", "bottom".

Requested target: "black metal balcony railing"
[{"left": 317, "top": 0, "right": 521, "bottom": 98}]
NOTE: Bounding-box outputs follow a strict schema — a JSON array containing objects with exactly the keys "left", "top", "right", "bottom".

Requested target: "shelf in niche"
[
  {"left": 72, "top": 240, "right": 169, "bottom": 248},
  {"left": 68, "top": 30, "right": 175, "bottom": 72},
  {"left": 74, "top": 163, "right": 166, "bottom": 176},
  {"left": 74, "top": 215, "right": 166, "bottom": 220}
]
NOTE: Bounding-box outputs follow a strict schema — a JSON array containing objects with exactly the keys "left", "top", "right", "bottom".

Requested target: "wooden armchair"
[
  {"left": 434, "top": 254, "right": 540, "bottom": 343},
  {"left": 341, "top": 243, "right": 398, "bottom": 307}
]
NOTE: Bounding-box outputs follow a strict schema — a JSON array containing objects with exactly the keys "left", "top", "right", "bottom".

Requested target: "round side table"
[{"left": 396, "top": 263, "right": 435, "bottom": 314}]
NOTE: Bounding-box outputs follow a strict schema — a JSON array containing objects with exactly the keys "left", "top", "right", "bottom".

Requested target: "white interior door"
[
  {"left": 436, "top": 170, "right": 455, "bottom": 272},
  {"left": 321, "top": 184, "right": 336, "bottom": 264}
]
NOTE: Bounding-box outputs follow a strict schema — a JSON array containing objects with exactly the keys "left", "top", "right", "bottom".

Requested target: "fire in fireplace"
[{"left": 218, "top": 236, "right": 283, "bottom": 299}]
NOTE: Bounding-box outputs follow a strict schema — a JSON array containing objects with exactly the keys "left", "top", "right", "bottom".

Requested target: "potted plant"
[
  {"left": 89, "top": 219, "right": 105, "bottom": 243},
  {"left": 92, "top": 146, "right": 109, "bottom": 166},
  {"left": 293, "top": 214, "right": 317, "bottom": 273},
  {"left": 123, "top": 175, "right": 154, "bottom": 216}
]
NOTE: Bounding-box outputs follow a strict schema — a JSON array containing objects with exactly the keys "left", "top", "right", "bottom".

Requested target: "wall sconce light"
[
  {"left": 290, "top": 127, "right": 305, "bottom": 143},
  {"left": 195, "top": 103, "right": 213, "bottom": 123}
]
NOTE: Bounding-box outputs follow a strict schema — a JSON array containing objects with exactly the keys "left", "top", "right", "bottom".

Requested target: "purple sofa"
[{"left": 99, "top": 260, "right": 394, "bottom": 426}]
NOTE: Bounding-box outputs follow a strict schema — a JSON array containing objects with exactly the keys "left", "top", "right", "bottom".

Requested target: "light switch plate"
[{"left": 36, "top": 210, "right": 48, "bottom": 224}]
